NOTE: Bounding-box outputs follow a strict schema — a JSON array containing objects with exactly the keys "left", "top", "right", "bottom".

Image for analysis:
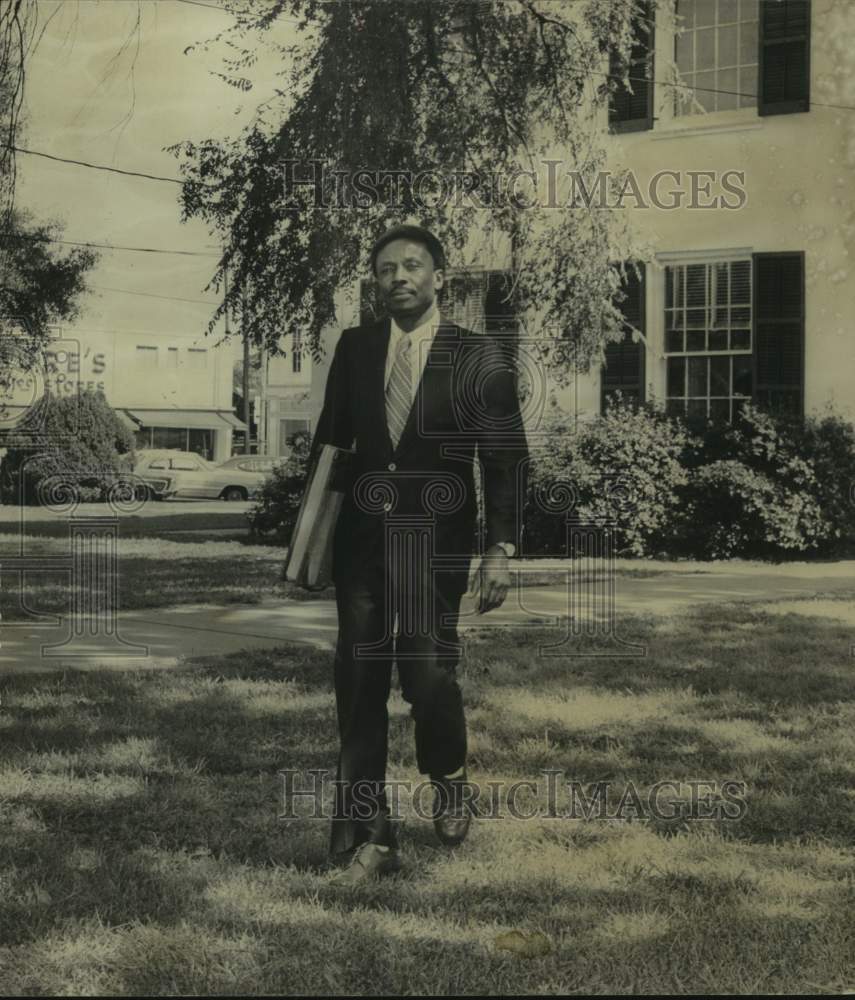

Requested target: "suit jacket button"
[{"left": 388, "top": 462, "right": 396, "bottom": 472}]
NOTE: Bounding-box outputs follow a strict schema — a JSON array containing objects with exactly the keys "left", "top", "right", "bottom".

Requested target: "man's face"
[{"left": 374, "top": 239, "right": 443, "bottom": 320}]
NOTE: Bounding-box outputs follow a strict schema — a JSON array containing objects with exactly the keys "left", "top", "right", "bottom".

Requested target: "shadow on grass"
[{"left": 2, "top": 607, "right": 855, "bottom": 992}]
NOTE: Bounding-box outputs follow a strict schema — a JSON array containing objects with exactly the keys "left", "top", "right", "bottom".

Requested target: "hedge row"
[
  {"left": 253, "top": 399, "right": 855, "bottom": 561},
  {"left": 525, "top": 398, "right": 855, "bottom": 559}
]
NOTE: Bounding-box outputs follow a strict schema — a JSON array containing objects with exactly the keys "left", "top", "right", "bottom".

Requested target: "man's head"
[{"left": 370, "top": 225, "right": 445, "bottom": 324}]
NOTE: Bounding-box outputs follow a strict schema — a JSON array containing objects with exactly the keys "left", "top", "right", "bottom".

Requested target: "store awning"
[
  {"left": 124, "top": 409, "right": 247, "bottom": 431},
  {"left": 116, "top": 410, "right": 140, "bottom": 431},
  {"left": 216, "top": 411, "right": 248, "bottom": 430}
]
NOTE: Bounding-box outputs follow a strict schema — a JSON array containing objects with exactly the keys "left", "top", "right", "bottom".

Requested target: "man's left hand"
[{"left": 468, "top": 546, "right": 511, "bottom": 614}]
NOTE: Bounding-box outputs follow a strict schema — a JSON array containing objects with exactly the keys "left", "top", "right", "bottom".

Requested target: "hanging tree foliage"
[
  {"left": 171, "top": 0, "right": 657, "bottom": 381},
  {"left": 0, "top": 1, "right": 98, "bottom": 394}
]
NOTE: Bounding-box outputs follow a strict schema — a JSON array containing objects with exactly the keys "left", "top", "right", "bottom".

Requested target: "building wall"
[
  {"left": 263, "top": 333, "right": 314, "bottom": 456},
  {"left": 306, "top": 0, "right": 855, "bottom": 431},
  {"left": 8, "top": 328, "right": 237, "bottom": 461},
  {"left": 563, "top": 0, "right": 855, "bottom": 422}
]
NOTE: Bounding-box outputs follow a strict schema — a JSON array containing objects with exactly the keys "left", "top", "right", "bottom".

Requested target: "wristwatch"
[{"left": 492, "top": 541, "right": 516, "bottom": 558}]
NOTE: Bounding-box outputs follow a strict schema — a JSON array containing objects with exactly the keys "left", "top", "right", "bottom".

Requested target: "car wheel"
[{"left": 222, "top": 486, "right": 248, "bottom": 502}]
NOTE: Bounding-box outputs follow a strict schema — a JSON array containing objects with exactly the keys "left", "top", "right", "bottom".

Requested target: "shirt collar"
[{"left": 390, "top": 305, "right": 441, "bottom": 343}]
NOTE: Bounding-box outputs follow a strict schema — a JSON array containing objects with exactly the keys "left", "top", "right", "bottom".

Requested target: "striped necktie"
[{"left": 386, "top": 332, "right": 413, "bottom": 449}]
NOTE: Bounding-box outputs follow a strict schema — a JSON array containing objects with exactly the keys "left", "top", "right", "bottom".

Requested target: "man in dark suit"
[{"left": 308, "top": 224, "right": 528, "bottom": 885}]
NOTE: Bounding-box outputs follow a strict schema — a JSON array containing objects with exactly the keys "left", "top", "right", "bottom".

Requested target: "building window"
[
  {"left": 602, "top": 264, "right": 646, "bottom": 412},
  {"left": 279, "top": 418, "right": 310, "bottom": 454},
  {"left": 135, "top": 427, "right": 153, "bottom": 449},
  {"left": 664, "top": 258, "right": 753, "bottom": 422},
  {"left": 151, "top": 426, "right": 188, "bottom": 451},
  {"left": 675, "top": 0, "right": 759, "bottom": 113},
  {"left": 166, "top": 347, "right": 179, "bottom": 367},
  {"left": 609, "top": 0, "right": 655, "bottom": 132},
  {"left": 188, "top": 428, "right": 214, "bottom": 460},
  {"left": 136, "top": 346, "right": 158, "bottom": 367},
  {"left": 187, "top": 348, "right": 207, "bottom": 369},
  {"left": 292, "top": 349, "right": 302, "bottom": 374}
]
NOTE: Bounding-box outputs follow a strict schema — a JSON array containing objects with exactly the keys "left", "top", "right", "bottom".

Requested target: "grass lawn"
[{"left": 1, "top": 601, "right": 854, "bottom": 994}]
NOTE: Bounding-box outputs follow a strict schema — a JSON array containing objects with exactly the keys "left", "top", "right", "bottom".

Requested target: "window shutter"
[
  {"left": 752, "top": 252, "right": 805, "bottom": 416},
  {"left": 609, "top": 1, "right": 655, "bottom": 133},
  {"left": 759, "top": 0, "right": 810, "bottom": 116},
  {"left": 602, "top": 264, "right": 646, "bottom": 411}
]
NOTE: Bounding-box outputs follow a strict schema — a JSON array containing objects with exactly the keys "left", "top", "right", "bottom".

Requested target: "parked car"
[
  {"left": 132, "top": 449, "right": 266, "bottom": 501},
  {"left": 218, "top": 455, "right": 281, "bottom": 475}
]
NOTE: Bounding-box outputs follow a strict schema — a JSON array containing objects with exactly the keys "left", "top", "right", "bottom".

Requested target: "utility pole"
[
  {"left": 242, "top": 287, "right": 251, "bottom": 454},
  {"left": 224, "top": 262, "right": 234, "bottom": 457}
]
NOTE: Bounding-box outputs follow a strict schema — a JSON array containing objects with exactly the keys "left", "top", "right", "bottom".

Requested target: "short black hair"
[{"left": 370, "top": 224, "right": 445, "bottom": 275}]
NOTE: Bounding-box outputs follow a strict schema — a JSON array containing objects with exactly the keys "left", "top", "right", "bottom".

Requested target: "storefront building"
[{"left": 1, "top": 327, "right": 244, "bottom": 462}]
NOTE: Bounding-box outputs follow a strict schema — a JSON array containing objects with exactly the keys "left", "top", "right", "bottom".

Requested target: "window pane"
[
  {"left": 667, "top": 329, "right": 685, "bottom": 353},
  {"left": 188, "top": 428, "right": 213, "bottom": 461},
  {"left": 677, "top": 29, "right": 694, "bottom": 72},
  {"left": 666, "top": 308, "right": 685, "bottom": 330},
  {"left": 709, "top": 328, "right": 728, "bottom": 351},
  {"left": 696, "top": 0, "right": 715, "bottom": 28},
  {"left": 687, "top": 329, "right": 706, "bottom": 352},
  {"left": 731, "top": 328, "right": 750, "bottom": 350},
  {"left": 718, "top": 24, "right": 737, "bottom": 65},
  {"left": 738, "top": 64, "right": 757, "bottom": 107},
  {"left": 715, "top": 262, "right": 729, "bottom": 304},
  {"left": 666, "top": 398, "right": 685, "bottom": 418},
  {"left": 686, "top": 265, "right": 707, "bottom": 307},
  {"left": 709, "top": 398, "right": 730, "bottom": 422},
  {"left": 718, "top": 0, "right": 739, "bottom": 23},
  {"left": 667, "top": 356, "right": 686, "bottom": 396},
  {"left": 732, "top": 306, "right": 750, "bottom": 325},
  {"left": 717, "top": 67, "right": 738, "bottom": 110},
  {"left": 695, "top": 70, "right": 717, "bottom": 110},
  {"left": 733, "top": 358, "right": 752, "bottom": 395},
  {"left": 739, "top": 19, "right": 757, "bottom": 63},
  {"left": 739, "top": 0, "right": 758, "bottom": 22},
  {"left": 677, "top": 0, "right": 695, "bottom": 30},
  {"left": 696, "top": 27, "right": 716, "bottom": 70},
  {"left": 710, "top": 355, "right": 730, "bottom": 395},
  {"left": 687, "top": 399, "right": 708, "bottom": 420},
  {"left": 731, "top": 260, "right": 751, "bottom": 301},
  {"left": 152, "top": 427, "right": 186, "bottom": 450},
  {"left": 688, "top": 356, "right": 708, "bottom": 397}
]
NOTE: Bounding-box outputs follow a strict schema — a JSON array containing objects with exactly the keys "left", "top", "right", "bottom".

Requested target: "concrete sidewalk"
[{"left": 3, "top": 563, "right": 853, "bottom": 672}]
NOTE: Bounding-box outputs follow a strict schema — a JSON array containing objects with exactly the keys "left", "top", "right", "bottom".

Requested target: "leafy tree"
[
  {"left": 0, "top": 2, "right": 97, "bottom": 395},
  {"left": 0, "top": 389, "right": 136, "bottom": 505},
  {"left": 0, "top": 211, "right": 98, "bottom": 391},
  {"left": 171, "top": 0, "right": 658, "bottom": 379}
]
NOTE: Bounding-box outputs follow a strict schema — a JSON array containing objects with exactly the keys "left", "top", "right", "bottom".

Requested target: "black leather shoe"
[
  {"left": 328, "top": 842, "right": 402, "bottom": 887},
  {"left": 432, "top": 774, "right": 472, "bottom": 847}
]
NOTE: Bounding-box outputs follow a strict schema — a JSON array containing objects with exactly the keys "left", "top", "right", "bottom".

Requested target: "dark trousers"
[{"left": 330, "top": 558, "right": 467, "bottom": 857}]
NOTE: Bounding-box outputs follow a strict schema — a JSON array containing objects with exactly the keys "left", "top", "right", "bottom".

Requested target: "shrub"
[
  {"left": 683, "top": 459, "right": 828, "bottom": 559},
  {"left": 0, "top": 390, "right": 136, "bottom": 505},
  {"left": 790, "top": 411, "right": 855, "bottom": 552},
  {"left": 246, "top": 428, "right": 312, "bottom": 545},
  {"left": 678, "top": 405, "right": 843, "bottom": 558},
  {"left": 524, "top": 395, "right": 696, "bottom": 557}
]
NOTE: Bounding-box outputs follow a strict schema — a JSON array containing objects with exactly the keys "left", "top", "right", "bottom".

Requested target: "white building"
[
  {"left": 260, "top": 332, "right": 313, "bottom": 458},
  {"left": 305, "top": 0, "right": 854, "bottom": 433},
  {"left": 2, "top": 328, "right": 243, "bottom": 462}
]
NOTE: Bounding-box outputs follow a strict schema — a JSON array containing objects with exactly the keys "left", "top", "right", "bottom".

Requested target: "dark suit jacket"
[{"left": 309, "top": 317, "right": 529, "bottom": 593}]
